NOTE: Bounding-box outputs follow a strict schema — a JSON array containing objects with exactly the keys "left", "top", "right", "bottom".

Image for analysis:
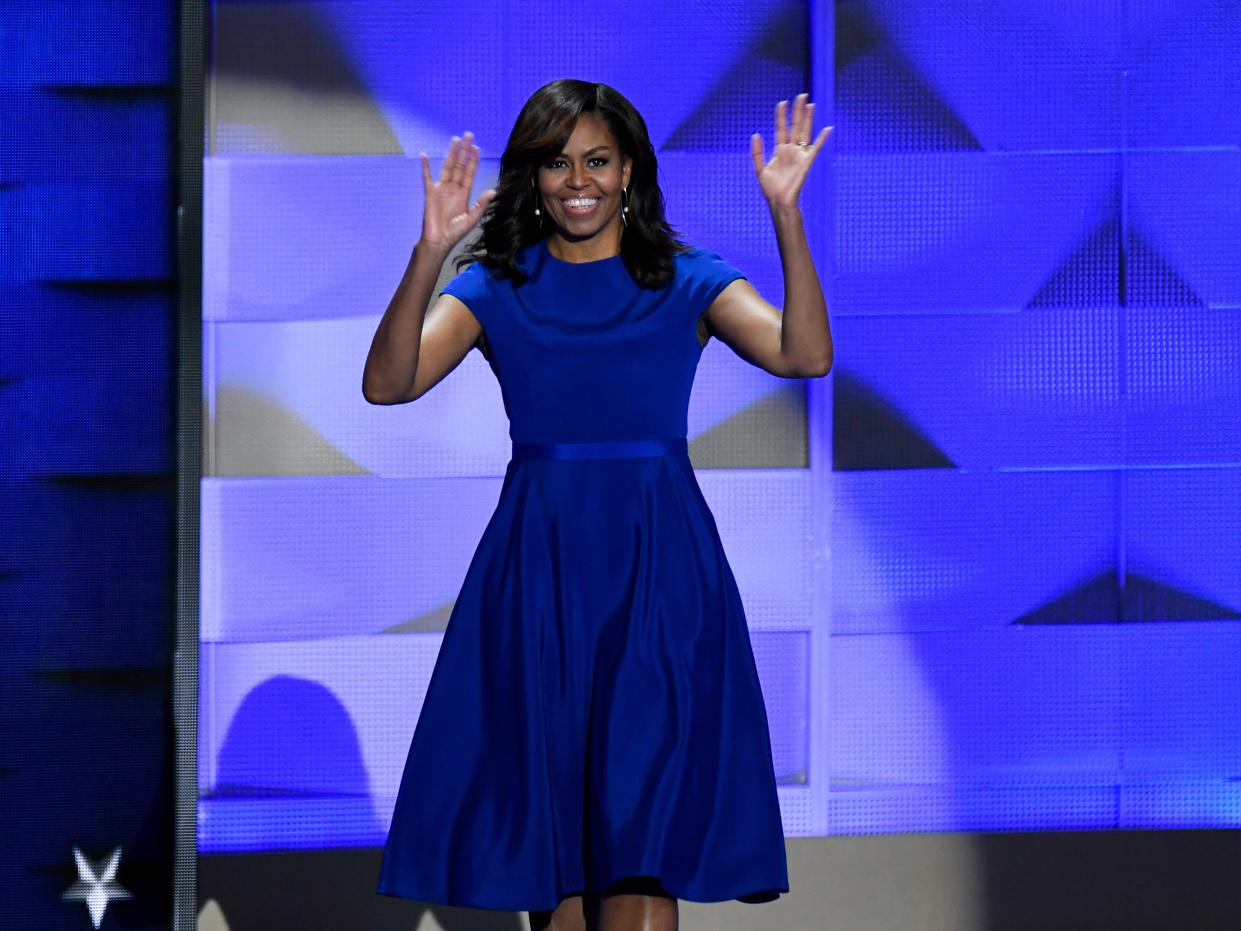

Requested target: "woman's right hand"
[{"left": 419, "top": 131, "right": 496, "bottom": 256}]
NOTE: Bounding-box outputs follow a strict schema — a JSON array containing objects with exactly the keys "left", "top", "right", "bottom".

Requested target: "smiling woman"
[
  {"left": 534, "top": 119, "right": 630, "bottom": 257},
  {"left": 368, "top": 77, "right": 832, "bottom": 931},
  {"left": 459, "top": 79, "right": 688, "bottom": 289}
]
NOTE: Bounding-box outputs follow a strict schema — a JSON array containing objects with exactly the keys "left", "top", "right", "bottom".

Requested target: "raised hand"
[
  {"left": 750, "top": 94, "right": 832, "bottom": 210},
  {"left": 420, "top": 131, "right": 497, "bottom": 254}
]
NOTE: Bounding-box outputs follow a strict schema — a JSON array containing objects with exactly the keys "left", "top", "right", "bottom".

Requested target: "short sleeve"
[
  {"left": 682, "top": 247, "right": 747, "bottom": 312},
  {"left": 439, "top": 260, "right": 493, "bottom": 328}
]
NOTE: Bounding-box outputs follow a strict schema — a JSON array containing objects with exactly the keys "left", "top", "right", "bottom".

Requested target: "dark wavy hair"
[{"left": 458, "top": 79, "right": 687, "bottom": 289}]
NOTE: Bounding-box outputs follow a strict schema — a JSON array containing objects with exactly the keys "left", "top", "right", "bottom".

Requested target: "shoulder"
[
  {"left": 441, "top": 255, "right": 513, "bottom": 291},
  {"left": 675, "top": 245, "right": 745, "bottom": 277},
  {"left": 444, "top": 258, "right": 496, "bottom": 288},
  {"left": 673, "top": 245, "right": 747, "bottom": 303},
  {"left": 440, "top": 259, "right": 505, "bottom": 311},
  {"left": 674, "top": 244, "right": 717, "bottom": 264}
]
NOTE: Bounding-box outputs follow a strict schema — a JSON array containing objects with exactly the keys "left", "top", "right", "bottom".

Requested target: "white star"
[{"left": 61, "top": 846, "right": 132, "bottom": 928}]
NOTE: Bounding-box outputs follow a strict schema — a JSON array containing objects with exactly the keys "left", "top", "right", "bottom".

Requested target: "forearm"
[
  {"left": 362, "top": 239, "right": 450, "bottom": 404},
  {"left": 771, "top": 204, "right": 832, "bottom": 377}
]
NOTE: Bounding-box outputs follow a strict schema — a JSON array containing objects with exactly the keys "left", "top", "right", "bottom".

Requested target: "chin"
[{"left": 557, "top": 217, "right": 615, "bottom": 240}]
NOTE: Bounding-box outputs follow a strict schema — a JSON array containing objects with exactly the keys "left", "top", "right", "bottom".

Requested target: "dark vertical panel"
[
  {"left": 0, "top": 1, "right": 177, "bottom": 928},
  {"left": 175, "top": 0, "right": 206, "bottom": 925}
]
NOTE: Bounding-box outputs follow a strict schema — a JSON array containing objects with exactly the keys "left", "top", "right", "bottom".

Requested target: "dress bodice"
[{"left": 440, "top": 238, "right": 745, "bottom": 444}]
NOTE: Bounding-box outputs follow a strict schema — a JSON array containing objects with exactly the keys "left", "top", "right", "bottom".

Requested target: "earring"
[{"left": 620, "top": 187, "right": 629, "bottom": 227}]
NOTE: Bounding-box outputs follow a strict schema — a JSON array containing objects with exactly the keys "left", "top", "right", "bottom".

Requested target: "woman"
[{"left": 365, "top": 79, "right": 831, "bottom": 931}]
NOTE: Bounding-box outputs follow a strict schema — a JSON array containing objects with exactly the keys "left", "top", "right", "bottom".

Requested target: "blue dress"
[{"left": 376, "top": 237, "right": 790, "bottom": 912}]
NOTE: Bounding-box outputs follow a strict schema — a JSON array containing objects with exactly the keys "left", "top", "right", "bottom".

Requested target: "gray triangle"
[
  {"left": 212, "top": 385, "right": 368, "bottom": 477},
  {"left": 212, "top": 4, "right": 400, "bottom": 155},
  {"left": 381, "top": 600, "right": 456, "bottom": 634},
  {"left": 689, "top": 384, "right": 807, "bottom": 468}
]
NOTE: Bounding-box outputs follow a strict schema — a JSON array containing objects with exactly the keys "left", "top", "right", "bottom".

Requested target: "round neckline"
[{"left": 540, "top": 238, "right": 623, "bottom": 267}]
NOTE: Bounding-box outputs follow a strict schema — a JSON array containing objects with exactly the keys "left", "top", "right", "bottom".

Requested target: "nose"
[{"left": 568, "top": 161, "right": 589, "bottom": 189}]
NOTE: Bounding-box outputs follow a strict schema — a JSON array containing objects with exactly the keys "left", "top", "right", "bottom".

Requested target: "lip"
[{"left": 561, "top": 196, "right": 601, "bottom": 217}]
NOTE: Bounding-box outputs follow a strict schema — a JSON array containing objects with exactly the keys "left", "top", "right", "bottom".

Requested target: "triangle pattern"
[
  {"left": 1126, "top": 230, "right": 1207, "bottom": 308},
  {"left": 1027, "top": 214, "right": 1121, "bottom": 308},
  {"left": 212, "top": 3, "right": 399, "bottom": 154},
  {"left": 689, "top": 384, "right": 807, "bottom": 468},
  {"left": 382, "top": 599, "right": 456, "bottom": 634},
  {"left": 834, "top": 5, "right": 981, "bottom": 152},
  {"left": 212, "top": 386, "right": 369, "bottom": 477},
  {"left": 1120, "top": 571, "right": 1240, "bottom": 622},
  {"left": 1013, "top": 569, "right": 1120, "bottom": 624},
  {"left": 663, "top": 2, "right": 807, "bottom": 151},
  {"left": 1027, "top": 196, "right": 1206, "bottom": 310},
  {"left": 832, "top": 371, "right": 956, "bottom": 471},
  {"left": 1014, "top": 570, "right": 1241, "bottom": 624}
]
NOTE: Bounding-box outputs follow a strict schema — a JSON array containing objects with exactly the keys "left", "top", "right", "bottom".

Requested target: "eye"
[{"left": 545, "top": 156, "right": 609, "bottom": 170}]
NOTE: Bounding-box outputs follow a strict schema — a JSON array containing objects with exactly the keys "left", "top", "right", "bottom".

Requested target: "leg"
[
  {"left": 597, "top": 878, "right": 678, "bottom": 931},
  {"left": 529, "top": 894, "right": 586, "bottom": 931},
  {"left": 597, "top": 894, "right": 678, "bottom": 931}
]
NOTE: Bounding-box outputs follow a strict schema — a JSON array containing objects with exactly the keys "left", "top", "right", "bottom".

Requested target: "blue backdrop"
[
  {"left": 829, "top": 0, "right": 1241, "bottom": 832},
  {"left": 198, "top": 0, "right": 1241, "bottom": 861}
]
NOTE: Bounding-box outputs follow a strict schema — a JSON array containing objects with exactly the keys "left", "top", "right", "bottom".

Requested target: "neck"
[{"left": 546, "top": 223, "right": 623, "bottom": 263}]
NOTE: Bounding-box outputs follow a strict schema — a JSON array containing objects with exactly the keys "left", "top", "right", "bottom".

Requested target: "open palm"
[
  {"left": 751, "top": 94, "right": 832, "bottom": 209},
  {"left": 421, "top": 131, "right": 496, "bottom": 254}
]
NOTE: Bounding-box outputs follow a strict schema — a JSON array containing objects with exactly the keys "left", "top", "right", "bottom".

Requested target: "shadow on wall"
[
  {"left": 204, "top": 676, "right": 527, "bottom": 929},
  {"left": 214, "top": 675, "right": 373, "bottom": 800},
  {"left": 207, "top": 675, "right": 381, "bottom": 852}
]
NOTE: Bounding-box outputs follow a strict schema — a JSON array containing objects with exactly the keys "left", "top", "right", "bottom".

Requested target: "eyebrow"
[{"left": 555, "top": 145, "right": 612, "bottom": 156}]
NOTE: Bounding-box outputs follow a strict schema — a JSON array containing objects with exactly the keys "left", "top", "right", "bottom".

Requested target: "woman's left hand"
[{"left": 751, "top": 93, "right": 832, "bottom": 210}]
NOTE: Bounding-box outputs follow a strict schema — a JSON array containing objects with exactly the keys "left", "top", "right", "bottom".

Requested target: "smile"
[{"left": 562, "top": 197, "right": 600, "bottom": 215}]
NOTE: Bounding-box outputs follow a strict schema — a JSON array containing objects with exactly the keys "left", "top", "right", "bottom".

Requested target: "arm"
[
  {"left": 362, "top": 132, "right": 496, "bottom": 405},
  {"left": 702, "top": 94, "right": 833, "bottom": 379},
  {"left": 363, "top": 241, "right": 469, "bottom": 405}
]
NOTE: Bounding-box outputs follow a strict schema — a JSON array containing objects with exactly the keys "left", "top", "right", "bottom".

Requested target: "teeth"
[{"left": 564, "top": 198, "right": 598, "bottom": 207}]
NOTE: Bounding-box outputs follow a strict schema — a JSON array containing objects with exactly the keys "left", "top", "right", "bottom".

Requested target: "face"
[{"left": 535, "top": 113, "right": 633, "bottom": 243}]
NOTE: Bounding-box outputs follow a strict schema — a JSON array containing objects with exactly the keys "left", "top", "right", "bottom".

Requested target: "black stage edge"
[
  {"left": 198, "top": 831, "right": 1241, "bottom": 930},
  {"left": 173, "top": 0, "right": 206, "bottom": 928}
]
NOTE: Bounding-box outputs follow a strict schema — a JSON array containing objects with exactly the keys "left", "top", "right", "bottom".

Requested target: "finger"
[
  {"left": 442, "top": 136, "right": 460, "bottom": 183},
  {"left": 451, "top": 133, "right": 470, "bottom": 186},
  {"left": 751, "top": 133, "right": 765, "bottom": 175},
  {"left": 450, "top": 134, "right": 467, "bottom": 186},
  {"left": 775, "top": 99, "right": 788, "bottom": 146},
  {"left": 464, "top": 140, "right": 479, "bottom": 188},
  {"left": 810, "top": 124, "right": 832, "bottom": 153},
  {"left": 456, "top": 131, "right": 475, "bottom": 186},
  {"left": 793, "top": 93, "right": 807, "bottom": 142},
  {"left": 420, "top": 152, "right": 432, "bottom": 192},
  {"left": 803, "top": 101, "right": 816, "bottom": 143},
  {"left": 468, "top": 188, "right": 497, "bottom": 226}
]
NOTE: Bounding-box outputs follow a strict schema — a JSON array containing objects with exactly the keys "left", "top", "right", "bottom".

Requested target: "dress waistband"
[{"left": 511, "top": 437, "right": 688, "bottom": 460}]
